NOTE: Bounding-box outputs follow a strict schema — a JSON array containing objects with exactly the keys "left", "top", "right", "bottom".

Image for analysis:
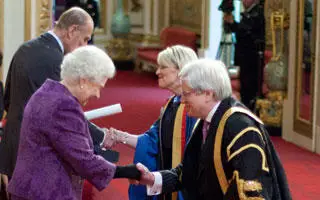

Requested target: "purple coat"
[{"left": 8, "top": 79, "right": 116, "bottom": 200}]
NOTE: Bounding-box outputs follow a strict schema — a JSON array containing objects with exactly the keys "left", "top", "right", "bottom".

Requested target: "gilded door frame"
[{"left": 293, "top": 0, "right": 317, "bottom": 138}]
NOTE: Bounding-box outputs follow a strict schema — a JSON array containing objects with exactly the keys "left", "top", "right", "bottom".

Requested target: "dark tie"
[{"left": 202, "top": 121, "right": 210, "bottom": 144}]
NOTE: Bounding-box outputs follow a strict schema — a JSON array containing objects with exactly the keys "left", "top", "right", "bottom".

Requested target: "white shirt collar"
[
  {"left": 48, "top": 30, "right": 64, "bottom": 53},
  {"left": 205, "top": 101, "right": 221, "bottom": 123}
]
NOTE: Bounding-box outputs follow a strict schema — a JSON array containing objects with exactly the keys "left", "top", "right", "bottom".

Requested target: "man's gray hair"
[
  {"left": 179, "top": 58, "right": 232, "bottom": 100},
  {"left": 157, "top": 45, "right": 198, "bottom": 70},
  {"left": 55, "top": 7, "right": 91, "bottom": 29},
  {"left": 61, "top": 46, "right": 116, "bottom": 84}
]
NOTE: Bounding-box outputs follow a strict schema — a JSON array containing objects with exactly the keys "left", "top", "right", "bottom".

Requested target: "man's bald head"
[
  {"left": 55, "top": 7, "right": 93, "bottom": 30},
  {"left": 54, "top": 7, "right": 94, "bottom": 54}
]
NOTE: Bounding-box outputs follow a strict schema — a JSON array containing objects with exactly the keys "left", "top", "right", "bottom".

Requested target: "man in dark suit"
[
  {"left": 224, "top": 0, "right": 265, "bottom": 110},
  {"left": 135, "top": 59, "right": 292, "bottom": 199},
  {"left": 0, "top": 7, "right": 111, "bottom": 182}
]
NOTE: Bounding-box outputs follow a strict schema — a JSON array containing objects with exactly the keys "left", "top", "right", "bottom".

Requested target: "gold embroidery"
[
  {"left": 214, "top": 106, "right": 264, "bottom": 194},
  {"left": 243, "top": 180, "right": 262, "bottom": 192},
  {"left": 227, "top": 127, "right": 265, "bottom": 158},
  {"left": 230, "top": 107, "right": 264, "bottom": 125},
  {"left": 228, "top": 144, "right": 269, "bottom": 172},
  {"left": 233, "top": 171, "right": 264, "bottom": 200},
  {"left": 214, "top": 108, "right": 234, "bottom": 194}
]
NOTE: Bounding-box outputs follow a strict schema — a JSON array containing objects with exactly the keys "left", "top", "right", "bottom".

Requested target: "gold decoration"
[
  {"left": 256, "top": 8, "right": 289, "bottom": 126},
  {"left": 228, "top": 144, "right": 269, "bottom": 172},
  {"left": 105, "top": 38, "right": 133, "bottom": 61},
  {"left": 141, "top": 34, "right": 161, "bottom": 45},
  {"left": 25, "top": 0, "right": 32, "bottom": 41},
  {"left": 128, "top": 33, "right": 145, "bottom": 42},
  {"left": 38, "top": 0, "right": 51, "bottom": 36},
  {"left": 256, "top": 91, "right": 286, "bottom": 127},
  {"left": 264, "top": 0, "right": 290, "bottom": 49},
  {"left": 270, "top": 10, "right": 289, "bottom": 61},
  {"left": 170, "top": 0, "right": 202, "bottom": 35},
  {"left": 214, "top": 106, "right": 263, "bottom": 195},
  {"left": 227, "top": 127, "right": 265, "bottom": 158},
  {"left": 232, "top": 171, "right": 264, "bottom": 200}
]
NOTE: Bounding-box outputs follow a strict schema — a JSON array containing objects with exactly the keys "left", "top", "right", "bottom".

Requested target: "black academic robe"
[
  {"left": 0, "top": 33, "right": 107, "bottom": 177},
  {"left": 160, "top": 97, "right": 291, "bottom": 200}
]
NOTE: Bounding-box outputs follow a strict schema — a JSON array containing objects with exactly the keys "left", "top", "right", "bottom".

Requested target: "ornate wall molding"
[
  {"left": 170, "top": 0, "right": 202, "bottom": 35},
  {"left": 37, "top": 0, "right": 52, "bottom": 36},
  {"left": 201, "top": 0, "right": 209, "bottom": 49},
  {"left": 264, "top": 0, "right": 290, "bottom": 49},
  {"left": 25, "top": 0, "right": 32, "bottom": 41}
]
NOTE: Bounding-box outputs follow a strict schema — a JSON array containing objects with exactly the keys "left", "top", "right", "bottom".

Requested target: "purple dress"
[{"left": 8, "top": 79, "right": 116, "bottom": 200}]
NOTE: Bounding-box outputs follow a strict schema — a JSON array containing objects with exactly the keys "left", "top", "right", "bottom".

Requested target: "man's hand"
[
  {"left": 130, "top": 163, "right": 155, "bottom": 186},
  {"left": 223, "top": 13, "right": 234, "bottom": 23},
  {"left": 113, "top": 164, "right": 141, "bottom": 180}
]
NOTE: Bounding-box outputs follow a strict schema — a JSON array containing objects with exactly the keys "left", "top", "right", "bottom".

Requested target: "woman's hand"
[
  {"left": 109, "top": 128, "right": 129, "bottom": 144},
  {"left": 102, "top": 128, "right": 118, "bottom": 149}
]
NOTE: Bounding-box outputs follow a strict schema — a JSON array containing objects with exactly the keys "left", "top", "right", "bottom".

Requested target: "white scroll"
[{"left": 84, "top": 104, "right": 122, "bottom": 120}]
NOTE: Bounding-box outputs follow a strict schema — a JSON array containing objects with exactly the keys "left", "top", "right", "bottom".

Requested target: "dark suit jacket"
[
  {"left": 0, "top": 33, "right": 107, "bottom": 177},
  {"left": 159, "top": 97, "right": 291, "bottom": 200}
]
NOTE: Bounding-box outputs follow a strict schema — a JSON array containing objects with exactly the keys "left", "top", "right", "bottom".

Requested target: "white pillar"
[
  {"left": 3, "top": 0, "right": 25, "bottom": 83},
  {"left": 153, "top": 0, "right": 159, "bottom": 35},
  {"left": 144, "top": 0, "right": 151, "bottom": 35},
  {"left": 30, "top": 0, "right": 37, "bottom": 39},
  {"left": 201, "top": 0, "right": 222, "bottom": 59},
  {"left": 164, "top": 0, "right": 170, "bottom": 27},
  {"left": 106, "top": 0, "right": 114, "bottom": 39}
]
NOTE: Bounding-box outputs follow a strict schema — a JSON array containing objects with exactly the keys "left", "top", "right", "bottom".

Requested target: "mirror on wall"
[
  {"left": 52, "top": 0, "right": 106, "bottom": 34},
  {"left": 294, "top": 0, "right": 317, "bottom": 137}
]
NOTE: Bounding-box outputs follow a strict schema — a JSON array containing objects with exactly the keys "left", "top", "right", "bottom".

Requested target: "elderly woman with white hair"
[
  {"left": 108, "top": 45, "right": 198, "bottom": 200},
  {"left": 7, "top": 46, "right": 140, "bottom": 200}
]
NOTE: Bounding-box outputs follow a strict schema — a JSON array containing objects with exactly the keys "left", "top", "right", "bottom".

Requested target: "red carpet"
[{"left": 83, "top": 70, "right": 320, "bottom": 200}]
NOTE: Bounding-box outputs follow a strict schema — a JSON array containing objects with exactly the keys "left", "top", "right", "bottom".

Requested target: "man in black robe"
[
  {"left": 0, "top": 7, "right": 112, "bottom": 182},
  {"left": 224, "top": 0, "right": 265, "bottom": 110},
  {"left": 135, "top": 59, "right": 291, "bottom": 200}
]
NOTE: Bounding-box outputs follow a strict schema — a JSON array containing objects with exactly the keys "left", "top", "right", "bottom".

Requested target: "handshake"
[
  {"left": 114, "top": 163, "right": 156, "bottom": 186},
  {"left": 101, "top": 127, "right": 131, "bottom": 149}
]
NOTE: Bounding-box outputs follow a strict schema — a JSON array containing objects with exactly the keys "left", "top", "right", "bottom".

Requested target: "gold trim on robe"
[{"left": 214, "top": 106, "right": 265, "bottom": 194}]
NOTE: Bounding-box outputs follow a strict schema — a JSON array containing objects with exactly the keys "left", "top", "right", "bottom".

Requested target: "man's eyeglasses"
[{"left": 181, "top": 90, "right": 202, "bottom": 97}]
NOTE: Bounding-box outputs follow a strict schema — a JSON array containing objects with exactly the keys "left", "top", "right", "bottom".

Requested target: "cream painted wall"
[
  {"left": 313, "top": 0, "right": 320, "bottom": 154},
  {"left": 200, "top": 0, "right": 222, "bottom": 59},
  {"left": 31, "top": 0, "right": 37, "bottom": 39},
  {"left": 3, "top": 0, "right": 25, "bottom": 83}
]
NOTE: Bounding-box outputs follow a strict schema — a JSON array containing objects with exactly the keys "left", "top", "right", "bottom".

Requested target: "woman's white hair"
[
  {"left": 61, "top": 46, "right": 115, "bottom": 84},
  {"left": 179, "top": 58, "right": 232, "bottom": 100},
  {"left": 157, "top": 45, "right": 198, "bottom": 70}
]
